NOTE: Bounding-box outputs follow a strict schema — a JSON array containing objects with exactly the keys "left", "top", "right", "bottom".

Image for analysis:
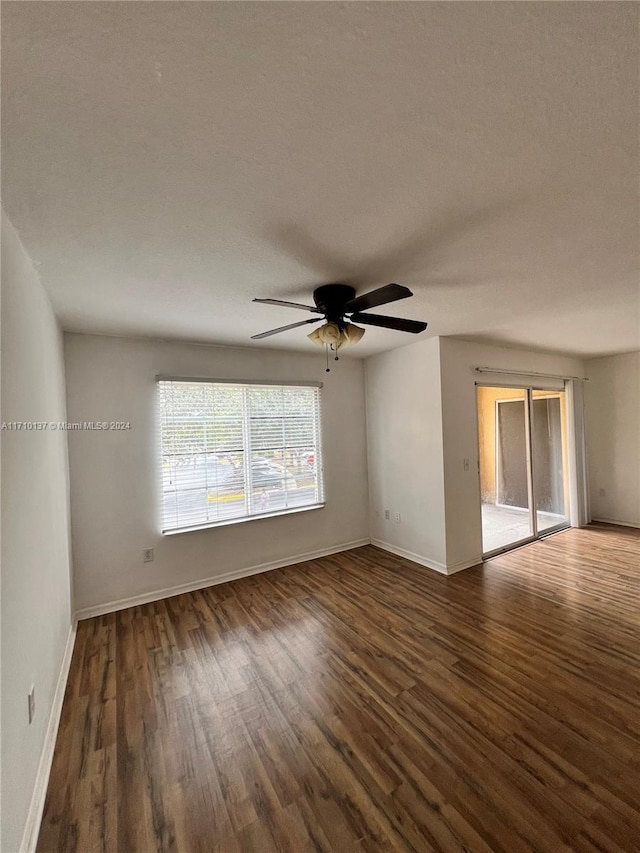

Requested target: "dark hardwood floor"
[{"left": 38, "top": 525, "right": 640, "bottom": 852}]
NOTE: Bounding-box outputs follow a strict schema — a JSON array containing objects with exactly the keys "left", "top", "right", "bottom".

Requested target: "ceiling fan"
[{"left": 251, "top": 283, "right": 428, "bottom": 347}]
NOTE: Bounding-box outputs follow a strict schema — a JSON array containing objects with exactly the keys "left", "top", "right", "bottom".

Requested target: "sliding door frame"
[{"left": 477, "top": 382, "right": 571, "bottom": 558}]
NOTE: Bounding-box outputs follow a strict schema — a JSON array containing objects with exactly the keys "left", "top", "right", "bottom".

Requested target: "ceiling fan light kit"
[
  {"left": 251, "top": 282, "right": 427, "bottom": 370},
  {"left": 307, "top": 321, "right": 365, "bottom": 349},
  {"left": 340, "top": 322, "right": 366, "bottom": 346}
]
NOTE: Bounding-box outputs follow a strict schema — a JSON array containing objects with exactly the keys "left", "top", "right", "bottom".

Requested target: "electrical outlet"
[
  {"left": 395, "top": 512, "right": 401, "bottom": 523},
  {"left": 384, "top": 509, "right": 390, "bottom": 520},
  {"left": 28, "top": 686, "right": 35, "bottom": 724},
  {"left": 143, "top": 548, "right": 154, "bottom": 563}
]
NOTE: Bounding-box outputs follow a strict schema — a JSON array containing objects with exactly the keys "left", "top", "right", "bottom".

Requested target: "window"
[{"left": 158, "top": 379, "right": 324, "bottom": 533}]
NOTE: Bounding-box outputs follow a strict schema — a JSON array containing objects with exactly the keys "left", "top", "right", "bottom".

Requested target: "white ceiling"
[{"left": 2, "top": 2, "right": 638, "bottom": 358}]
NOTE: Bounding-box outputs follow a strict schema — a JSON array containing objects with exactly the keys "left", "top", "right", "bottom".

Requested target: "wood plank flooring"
[{"left": 38, "top": 524, "right": 640, "bottom": 852}]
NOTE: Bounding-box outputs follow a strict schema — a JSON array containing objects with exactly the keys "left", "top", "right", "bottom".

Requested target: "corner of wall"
[{"left": 363, "top": 336, "right": 447, "bottom": 568}]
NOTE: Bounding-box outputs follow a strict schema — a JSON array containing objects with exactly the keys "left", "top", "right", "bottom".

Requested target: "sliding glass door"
[
  {"left": 478, "top": 387, "right": 533, "bottom": 553},
  {"left": 477, "top": 385, "right": 570, "bottom": 556},
  {"left": 531, "top": 390, "right": 569, "bottom": 534}
]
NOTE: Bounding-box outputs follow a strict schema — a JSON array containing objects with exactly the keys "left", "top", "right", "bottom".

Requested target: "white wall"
[
  {"left": 439, "top": 338, "right": 586, "bottom": 568},
  {"left": 1, "top": 211, "right": 73, "bottom": 853},
  {"left": 585, "top": 351, "right": 640, "bottom": 527},
  {"left": 365, "top": 338, "right": 447, "bottom": 569},
  {"left": 64, "top": 334, "right": 369, "bottom": 614}
]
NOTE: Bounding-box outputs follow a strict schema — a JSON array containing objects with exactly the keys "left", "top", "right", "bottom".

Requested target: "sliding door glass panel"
[
  {"left": 531, "top": 390, "right": 569, "bottom": 532},
  {"left": 477, "top": 387, "right": 533, "bottom": 554}
]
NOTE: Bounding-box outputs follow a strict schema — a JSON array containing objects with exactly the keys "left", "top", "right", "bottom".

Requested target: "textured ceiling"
[{"left": 2, "top": 2, "right": 638, "bottom": 358}]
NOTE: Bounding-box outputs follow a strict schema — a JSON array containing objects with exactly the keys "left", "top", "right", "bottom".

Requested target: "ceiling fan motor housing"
[{"left": 313, "top": 284, "right": 356, "bottom": 324}]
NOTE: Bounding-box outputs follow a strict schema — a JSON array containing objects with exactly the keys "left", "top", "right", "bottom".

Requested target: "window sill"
[{"left": 162, "top": 502, "right": 325, "bottom": 535}]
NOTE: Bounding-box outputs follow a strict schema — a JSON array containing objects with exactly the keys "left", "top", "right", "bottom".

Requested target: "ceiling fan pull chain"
[{"left": 325, "top": 344, "right": 330, "bottom": 373}]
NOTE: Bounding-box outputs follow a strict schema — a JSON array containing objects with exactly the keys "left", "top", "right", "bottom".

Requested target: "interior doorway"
[{"left": 477, "top": 385, "right": 570, "bottom": 555}]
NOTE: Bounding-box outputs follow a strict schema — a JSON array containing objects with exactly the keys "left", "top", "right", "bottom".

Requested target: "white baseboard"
[
  {"left": 446, "top": 555, "right": 484, "bottom": 574},
  {"left": 74, "top": 538, "right": 371, "bottom": 621},
  {"left": 20, "top": 621, "right": 77, "bottom": 853},
  {"left": 591, "top": 517, "right": 640, "bottom": 530},
  {"left": 371, "top": 539, "right": 482, "bottom": 575},
  {"left": 371, "top": 539, "right": 449, "bottom": 574}
]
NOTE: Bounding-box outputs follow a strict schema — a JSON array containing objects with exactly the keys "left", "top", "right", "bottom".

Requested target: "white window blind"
[{"left": 158, "top": 379, "right": 324, "bottom": 533}]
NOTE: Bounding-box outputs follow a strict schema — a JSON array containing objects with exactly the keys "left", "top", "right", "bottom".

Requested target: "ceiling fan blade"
[
  {"left": 344, "top": 283, "right": 412, "bottom": 313},
  {"left": 251, "top": 318, "right": 323, "bottom": 340},
  {"left": 351, "top": 312, "right": 428, "bottom": 334},
  {"left": 253, "top": 298, "right": 322, "bottom": 313}
]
